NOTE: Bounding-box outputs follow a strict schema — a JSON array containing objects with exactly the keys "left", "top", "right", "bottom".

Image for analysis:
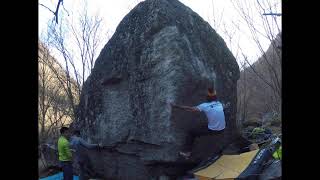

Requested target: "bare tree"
[
  {"left": 47, "top": 21, "right": 79, "bottom": 118},
  {"left": 231, "top": 0, "right": 281, "bottom": 97},
  {"left": 209, "top": 0, "right": 281, "bottom": 128},
  {"left": 38, "top": 42, "right": 75, "bottom": 143},
  {"left": 39, "top": 45, "right": 53, "bottom": 143},
  {"left": 39, "top": 0, "right": 68, "bottom": 24},
  {"left": 237, "top": 61, "right": 249, "bottom": 118},
  {"left": 209, "top": 0, "right": 225, "bottom": 31},
  {"left": 69, "top": 3, "right": 105, "bottom": 86},
  {"left": 39, "top": 0, "right": 108, "bottom": 133}
]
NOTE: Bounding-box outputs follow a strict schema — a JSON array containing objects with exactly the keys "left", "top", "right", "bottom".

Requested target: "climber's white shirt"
[{"left": 196, "top": 101, "right": 226, "bottom": 131}]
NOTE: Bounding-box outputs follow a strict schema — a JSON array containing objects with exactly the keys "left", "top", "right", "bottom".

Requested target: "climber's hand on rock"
[
  {"left": 98, "top": 143, "right": 103, "bottom": 148},
  {"left": 169, "top": 102, "right": 176, "bottom": 107},
  {"left": 97, "top": 143, "right": 103, "bottom": 151}
]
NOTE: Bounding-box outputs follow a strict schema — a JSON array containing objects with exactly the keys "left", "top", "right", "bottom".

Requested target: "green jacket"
[
  {"left": 273, "top": 145, "right": 282, "bottom": 160},
  {"left": 58, "top": 136, "right": 72, "bottom": 161}
]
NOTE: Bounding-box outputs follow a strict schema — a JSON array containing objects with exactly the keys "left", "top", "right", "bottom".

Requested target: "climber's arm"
[
  {"left": 79, "top": 138, "right": 99, "bottom": 149},
  {"left": 170, "top": 103, "right": 200, "bottom": 112}
]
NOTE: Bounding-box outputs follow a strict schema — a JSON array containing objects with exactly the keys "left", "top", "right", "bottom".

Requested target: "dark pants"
[
  {"left": 184, "top": 127, "right": 224, "bottom": 151},
  {"left": 79, "top": 161, "right": 90, "bottom": 180},
  {"left": 60, "top": 161, "right": 73, "bottom": 180}
]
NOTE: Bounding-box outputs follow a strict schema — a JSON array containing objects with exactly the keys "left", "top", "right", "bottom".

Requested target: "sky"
[{"left": 39, "top": 0, "right": 281, "bottom": 78}]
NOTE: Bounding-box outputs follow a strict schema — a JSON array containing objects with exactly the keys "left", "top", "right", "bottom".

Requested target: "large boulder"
[{"left": 73, "top": 0, "right": 240, "bottom": 179}]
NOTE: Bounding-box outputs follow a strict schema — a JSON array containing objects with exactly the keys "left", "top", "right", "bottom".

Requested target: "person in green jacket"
[
  {"left": 273, "top": 145, "right": 282, "bottom": 160},
  {"left": 58, "top": 127, "right": 73, "bottom": 180}
]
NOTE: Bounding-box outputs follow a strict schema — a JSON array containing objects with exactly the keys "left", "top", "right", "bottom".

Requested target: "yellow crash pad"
[{"left": 194, "top": 149, "right": 259, "bottom": 180}]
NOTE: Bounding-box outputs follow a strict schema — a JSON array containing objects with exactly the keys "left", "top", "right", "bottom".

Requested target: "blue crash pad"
[{"left": 39, "top": 172, "right": 79, "bottom": 180}]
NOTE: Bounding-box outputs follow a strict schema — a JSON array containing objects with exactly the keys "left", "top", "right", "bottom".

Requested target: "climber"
[
  {"left": 58, "top": 127, "right": 73, "bottom": 180},
  {"left": 170, "top": 88, "right": 225, "bottom": 159},
  {"left": 70, "top": 130, "right": 102, "bottom": 180}
]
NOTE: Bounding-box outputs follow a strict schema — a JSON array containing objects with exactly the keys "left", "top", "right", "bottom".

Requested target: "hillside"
[
  {"left": 38, "top": 41, "right": 79, "bottom": 144},
  {"left": 237, "top": 33, "right": 281, "bottom": 131}
]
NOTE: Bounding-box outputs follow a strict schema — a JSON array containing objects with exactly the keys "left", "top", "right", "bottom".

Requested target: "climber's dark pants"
[
  {"left": 60, "top": 161, "right": 73, "bottom": 180},
  {"left": 79, "top": 161, "right": 90, "bottom": 180},
  {"left": 184, "top": 127, "right": 224, "bottom": 152}
]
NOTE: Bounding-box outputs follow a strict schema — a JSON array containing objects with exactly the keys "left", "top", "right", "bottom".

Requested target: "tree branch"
[
  {"left": 263, "top": 13, "right": 281, "bottom": 16},
  {"left": 39, "top": 3, "right": 55, "bottom": 14}
]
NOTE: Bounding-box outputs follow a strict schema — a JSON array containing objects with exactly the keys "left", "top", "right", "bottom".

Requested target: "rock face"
[{"left": 73, "top": 0, "right": 240, "bottom": 179}]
